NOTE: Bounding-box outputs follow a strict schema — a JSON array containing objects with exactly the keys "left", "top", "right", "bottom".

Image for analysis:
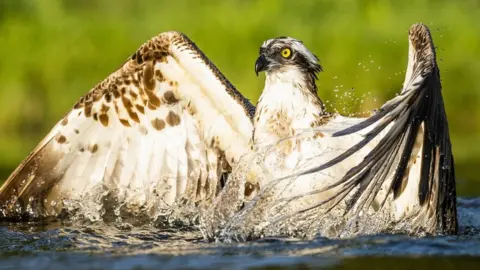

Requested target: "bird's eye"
[{"left": 281, "top": 48, "right": 291, "bottom": 58}]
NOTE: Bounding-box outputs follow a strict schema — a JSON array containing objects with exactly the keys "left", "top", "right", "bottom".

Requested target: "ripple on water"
[{"left": 0, "top": 198, "right": 480, "bottom": 269}]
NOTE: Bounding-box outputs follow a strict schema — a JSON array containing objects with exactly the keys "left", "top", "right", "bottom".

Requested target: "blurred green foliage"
[{"left": 0, "top": 0, "right": 479, "bottom": 195}]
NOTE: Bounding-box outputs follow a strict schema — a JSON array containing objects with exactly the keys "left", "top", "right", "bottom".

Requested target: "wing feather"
[
  {"left": 294, "top": 24, "right": 457, "bottom": 234},
  {"left": 0, "top": 31, "right": 255, "bottom": 220}
]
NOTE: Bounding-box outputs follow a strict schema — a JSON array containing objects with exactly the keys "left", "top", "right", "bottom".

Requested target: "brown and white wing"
[
  {"left": 297, "top": 24, "right": 457, "bottom": 234},
  {"left": 0, "top": 31, "right": 255, "bottom": 219}
]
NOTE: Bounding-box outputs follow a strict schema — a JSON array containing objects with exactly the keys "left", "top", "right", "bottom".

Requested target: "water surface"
[{"left": 0, "top": 198, "right": 479, "bottom": 269}]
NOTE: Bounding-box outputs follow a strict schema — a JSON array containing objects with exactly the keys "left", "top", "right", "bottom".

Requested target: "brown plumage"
[{"left": 0, "top": 31, "right": 255, "bottom": 220}]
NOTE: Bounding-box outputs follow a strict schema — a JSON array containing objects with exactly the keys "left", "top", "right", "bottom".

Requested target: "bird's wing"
[
  {"left": 292, "top": 23, "right": 457, "bottom": 234},
  {"left": 0, "top": 31, "right": 255, "bottom": 220}
]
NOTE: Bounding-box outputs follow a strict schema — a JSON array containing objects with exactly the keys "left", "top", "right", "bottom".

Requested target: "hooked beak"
[{"left": 255, "top": 54, "right": 269, "bottom": 76}]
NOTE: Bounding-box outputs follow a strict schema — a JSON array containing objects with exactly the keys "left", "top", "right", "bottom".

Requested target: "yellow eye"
[{"left": 281, "top": 48, "right": 291, "bottom": 58}]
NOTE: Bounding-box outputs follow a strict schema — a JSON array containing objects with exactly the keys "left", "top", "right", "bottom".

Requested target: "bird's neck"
[{"left": 252, "top": 69, "right": 327, "bottom": 148}]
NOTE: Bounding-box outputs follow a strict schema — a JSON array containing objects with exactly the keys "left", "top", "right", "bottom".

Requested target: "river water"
[{"left": 0, "top": 198, "right": 479, "bottom": 270}]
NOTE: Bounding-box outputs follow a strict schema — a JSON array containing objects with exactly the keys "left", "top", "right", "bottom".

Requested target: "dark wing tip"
[
  {"left": 408, "top": 23, "right": 437, "bottom": 69},
  {"left": 409, "top": 23, "right": 433, "bottom": 49}
]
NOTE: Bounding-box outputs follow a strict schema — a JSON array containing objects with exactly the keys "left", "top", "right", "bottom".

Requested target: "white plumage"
[{"left": 0, "top": 31, "right": 255, "bottom": 218}]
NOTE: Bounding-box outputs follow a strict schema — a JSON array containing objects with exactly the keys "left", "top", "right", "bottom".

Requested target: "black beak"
[{"left": 255, "top": 54, "right": 269, "bottom": 76}]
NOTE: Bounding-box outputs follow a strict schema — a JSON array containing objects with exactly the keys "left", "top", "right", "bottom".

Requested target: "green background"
[{"left": 0, "top": 0, "right": 479, "bottom": 196}]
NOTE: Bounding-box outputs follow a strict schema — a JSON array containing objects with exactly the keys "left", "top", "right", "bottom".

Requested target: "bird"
[
  {"left": 0, "top": 23, "right": 457, "bottom": 238},
  {"left": 211, "top": 23, "right": 457, "bottom": 238}
]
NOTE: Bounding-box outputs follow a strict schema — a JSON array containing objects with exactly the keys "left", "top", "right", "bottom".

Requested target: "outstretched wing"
[
  {"left": 0, "top": 31, "right": 255, "bottom": 219},
  {"left": 296, "top": 24, "right": 457, "bottom": 234}
]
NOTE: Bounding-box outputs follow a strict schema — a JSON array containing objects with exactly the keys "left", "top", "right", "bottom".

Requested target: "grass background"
[{"left": 0, "top": 0, "right": 479, "bottom": 195}]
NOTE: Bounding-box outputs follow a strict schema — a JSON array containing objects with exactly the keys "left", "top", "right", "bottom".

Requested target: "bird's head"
[{"left": 255, "top": 37, "right": 323, "bottom": 92}]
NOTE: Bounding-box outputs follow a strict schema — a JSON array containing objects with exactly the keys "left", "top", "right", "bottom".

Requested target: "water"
[{"left": 0, "top": 198, "right": 479, "bottom": 270}]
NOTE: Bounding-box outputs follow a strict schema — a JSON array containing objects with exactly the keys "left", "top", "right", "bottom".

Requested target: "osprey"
[
  {"left": 211, "top": 23, "right": 457, "bottom": 238},
  {"left": 0, "top": 24, "right": 457, "bottom": 236}
]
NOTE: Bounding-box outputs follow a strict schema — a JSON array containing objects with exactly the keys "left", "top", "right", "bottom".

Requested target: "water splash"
[{"left": 1, "top": 206, "right": 480, "bottom": 269}]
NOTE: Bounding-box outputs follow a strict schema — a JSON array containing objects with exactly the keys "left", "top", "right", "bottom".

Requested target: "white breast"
[{"left": 254, "top": 68, "right": 322, "bottom": 148}]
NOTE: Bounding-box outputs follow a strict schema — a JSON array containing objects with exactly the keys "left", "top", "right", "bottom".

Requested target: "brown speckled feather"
[{"left": 0, "top": 31, "right": 255, "bottom": 219}]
